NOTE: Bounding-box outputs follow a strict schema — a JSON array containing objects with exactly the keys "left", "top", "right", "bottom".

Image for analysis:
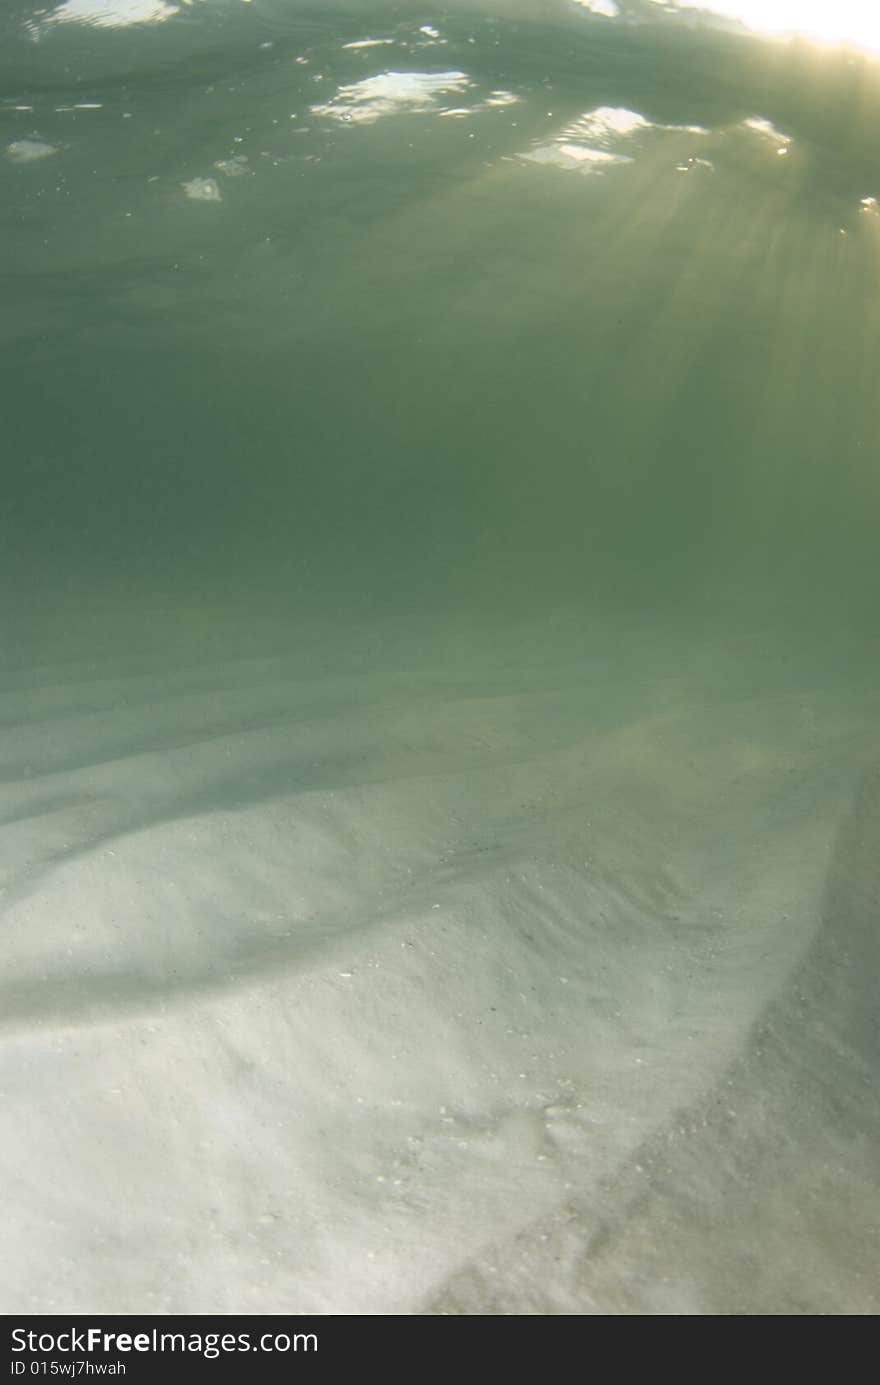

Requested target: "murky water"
[{"left": 1, "top": 0, "right": 878, "bottom": 1315}]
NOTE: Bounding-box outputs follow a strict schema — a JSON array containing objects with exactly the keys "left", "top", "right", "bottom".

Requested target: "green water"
[
  {"left": 1, "top": 0, "right": 878, "bottom": 1315},
  {"left": 3, "top": 2, "right": 879, "bottom": 646}
]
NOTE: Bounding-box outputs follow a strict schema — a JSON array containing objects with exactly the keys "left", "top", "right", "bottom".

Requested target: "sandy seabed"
[{"left": 1, "top": 599, "right": 877, "bottom": 1315}]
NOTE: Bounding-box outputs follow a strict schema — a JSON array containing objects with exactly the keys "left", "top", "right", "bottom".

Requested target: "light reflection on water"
[
  {"left": 27, "top": 0, "right": 880, "bottom": 58},
  {"left": 311, "top": 70, "right": 473, "bottom": 125},
  {"left": 39, "top": 0, "right": 180, "bottom": 28},
  {"left": 660, "top": 0, "right": 880, "bottom": 54}
]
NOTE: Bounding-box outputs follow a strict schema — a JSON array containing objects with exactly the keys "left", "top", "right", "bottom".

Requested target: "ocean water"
[{"left": 1, "top": 0, "right": 878, "bottom": 1314}]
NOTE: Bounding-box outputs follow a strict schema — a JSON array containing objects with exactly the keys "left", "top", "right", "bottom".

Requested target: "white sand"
[{"left": 1, "top": 604, "right": 878, "bottom": 1314}]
